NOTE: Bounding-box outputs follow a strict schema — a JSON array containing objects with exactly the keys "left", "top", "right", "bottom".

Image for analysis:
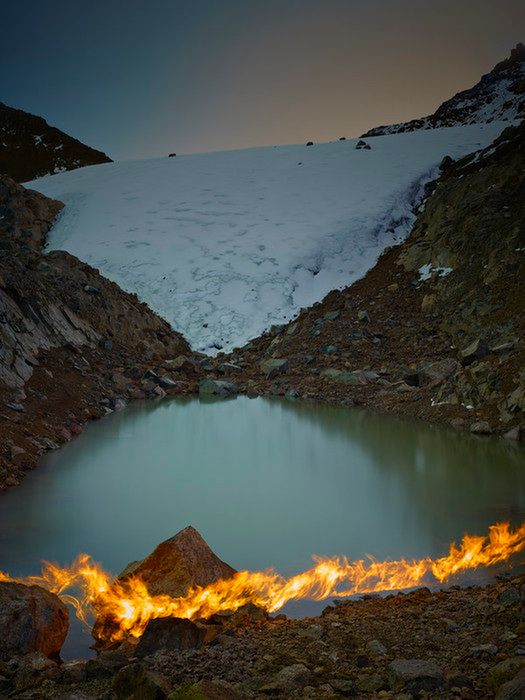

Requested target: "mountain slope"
[
  {"left": 28, "top": 122, "right": 505, "bottom": 354},
  {"left": 363, "top": 43, "right": 525, "bottom": 137},
  {"left": 0, "top": 102, "right": 112, "bottom": 182}
]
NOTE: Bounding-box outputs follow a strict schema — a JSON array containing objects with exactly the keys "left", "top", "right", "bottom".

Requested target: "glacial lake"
[{"left": 0, "top": 396, "right": 524, "bottom": 658}]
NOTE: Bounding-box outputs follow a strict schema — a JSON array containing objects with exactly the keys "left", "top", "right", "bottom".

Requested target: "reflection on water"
[{"left": 0, "top": 396, "right": 523, "bottom": 657}]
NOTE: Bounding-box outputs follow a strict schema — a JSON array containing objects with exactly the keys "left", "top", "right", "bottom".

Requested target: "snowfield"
[{"left": 29, "top": 123, "right": 505, "bottom": 353}]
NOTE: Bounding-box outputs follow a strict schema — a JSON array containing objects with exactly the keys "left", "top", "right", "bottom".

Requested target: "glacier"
[{"left": 28, "top": 123, "right": 506, "bottom": 353}]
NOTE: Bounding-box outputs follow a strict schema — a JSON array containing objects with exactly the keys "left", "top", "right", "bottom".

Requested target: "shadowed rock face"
[
  {"left": 0, "top": 101, "right": 112, "bottom": 183},
  {"left": 0, "top": 582, "right": 69, "bottom": 660},
  {"left": 119, "top": 526, "right": 236, "bottom": 598},
  {"left": 0, "top": 177, "right": 64, "bottom": 252}
]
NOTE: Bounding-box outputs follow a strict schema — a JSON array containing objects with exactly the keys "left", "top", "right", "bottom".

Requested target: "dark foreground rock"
[{"left": 0, "top": 582, "right": 68, "bottom": 660}]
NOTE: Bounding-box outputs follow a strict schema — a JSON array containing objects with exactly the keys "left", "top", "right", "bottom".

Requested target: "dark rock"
[
  {"left": 439, "top": 155, "right": 455, "bottom": 171},
  {"left": 306, "top": 141, "right": 314, "bottom": 146},
  {"left": 356, "top": 139, "right": 371, "bottom": 150},
  {"left": 389, "top": 658, "right": 444, "bottom": 693},
  {"left": 496, "top": 667, "right": 525, "bottom": 700},
  {"left": 169, "top": 153, "right": 177, "bottom": 157},
  {"left": 198, "top": 379, "right": 238, "bottom": 397},
  {"left": 0, "top": 582, "right": 68, "bottom": 660},
  {"left": 135, "top": 618, "right": 214, "bottom": 657},
  {"left": 470, "top": 420, "right": 492, "bottom": 434},
  {"left": 83, "top": 285, "right": 100, "bottom": 295},
  {"left": 460, "top": 338, "right": 490, "bottom": 365},
  {"left": 85, "top": 650, "right": 129, "bottom": 680},
  {"left": 324, "top": 309, "right": 341, "bottom": 321},
  {"left": 112, "top": 663, "right": 171, "bottom": 699},
  {"left": 267, "top": 663, "right": 312, "bottom": 691},
  {"left": 260, "top": 358, "right": 289, "bottom": 378}
]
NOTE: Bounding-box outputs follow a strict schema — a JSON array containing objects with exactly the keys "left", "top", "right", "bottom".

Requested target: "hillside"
[
  {"left": 0, "top": 101, "right": 112, "bottom": 182},
  {"left": 363, "top": 43, "right": 525, "bottom": 137},
  {"left": 0, "top": 177, "right": 190, "bottom": 489},
  {"left": 224, "top": 121, "right": 524, "bottom": 438}
]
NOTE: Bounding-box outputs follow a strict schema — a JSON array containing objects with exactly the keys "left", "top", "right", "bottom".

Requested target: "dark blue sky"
[{"left": 2, "top": 0, "right": 524, "bottom": 160}]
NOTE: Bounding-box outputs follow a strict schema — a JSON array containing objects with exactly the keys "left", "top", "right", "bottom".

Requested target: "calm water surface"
[{"left": 0, "top": 397, "right": 524, "bottom": 656}]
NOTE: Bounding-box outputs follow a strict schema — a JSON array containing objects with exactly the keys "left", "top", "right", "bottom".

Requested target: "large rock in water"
[
  {"left": 0, "top": 581, "right": 69, "bottom": 660},
  {"left": 119, "top": 526, "right": 236, "bottom": 597}
]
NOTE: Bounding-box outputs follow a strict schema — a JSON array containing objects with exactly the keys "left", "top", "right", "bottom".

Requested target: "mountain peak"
[
  {"left": 362, "top": 43, "right": 525, "bottom": 137},
  {"left": 0, "top": 102, "right": 112, "bottom": 183}
]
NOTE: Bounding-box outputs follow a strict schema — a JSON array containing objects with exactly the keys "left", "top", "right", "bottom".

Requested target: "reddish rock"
[
  {"left": 0, "top": 582, "right": 69, "bottom": 660},
  {"left": 119, "top": 526, "right": 236, "bottom": 597}
]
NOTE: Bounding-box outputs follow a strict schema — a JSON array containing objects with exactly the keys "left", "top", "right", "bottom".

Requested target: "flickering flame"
[{"left": 1, "top": 521, "right": 524, "bottom": 643}]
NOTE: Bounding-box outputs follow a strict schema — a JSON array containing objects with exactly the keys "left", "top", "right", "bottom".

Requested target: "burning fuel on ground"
[{"left": 1, "top": 521, "right": 524, "bottom": 643}]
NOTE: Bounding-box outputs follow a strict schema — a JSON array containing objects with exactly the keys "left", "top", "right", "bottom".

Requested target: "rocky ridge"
[
  {"left": 362, "top": 44, "right": 525, "bottom": 137},
  {"left": 0, "top": 177, "right": 195, "bottom": 489},
  {"left": 0, "top": 101, "right": 112, "bottom": 182}
]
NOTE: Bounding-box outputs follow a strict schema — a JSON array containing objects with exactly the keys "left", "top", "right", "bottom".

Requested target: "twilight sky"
[{"left": 2, "top": 0, "right": 524, "bottom": 160}]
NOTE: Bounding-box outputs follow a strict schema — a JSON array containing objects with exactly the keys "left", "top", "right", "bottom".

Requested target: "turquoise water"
[{"left": 0, "top": 396, "right": 524, "bottom": 657}]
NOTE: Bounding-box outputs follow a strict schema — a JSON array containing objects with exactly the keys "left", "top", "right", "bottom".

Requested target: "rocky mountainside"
[
  {"left": 0, "top": 177, "right": 194, "bottom": 488},
  {"left": 363, "top": 43, "right": 525, "bottom": 137},
  {"left": 0, "top": 101, "right": 112, "bottom": 182},
  {"left": 212, "top": 121, "right": 524, "bottom": 439}
]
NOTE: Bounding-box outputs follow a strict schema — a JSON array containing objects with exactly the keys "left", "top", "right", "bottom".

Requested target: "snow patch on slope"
[{"left": 29, "top": 123, "right": 505, "bottom": 353}]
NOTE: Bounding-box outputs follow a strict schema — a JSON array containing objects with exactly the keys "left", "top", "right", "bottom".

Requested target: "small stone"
[
  {"left": 198, "top": 379, "right": 238, "bottom": 397},
  {"left": 460, "top": 338, "right": 490, "bottom": 365},
  {"left": 324, "top": 309, "right": 341, "bottom": 321},
  {"left": 367, "top": 639, "right": 387, "bottom": 655},
  {"left": 112, "top": 664, "right": 171, "bottom": 699},
  {"left": 357, "top": 309, "right": 370, "bottom": 322},
  {"left": 285, "top": 388, "right": 299, "bottom": 400},
  {"left": 495, "top": 667, "right": 525, "bottom": 700},
  {"left": 470, "top": 420, "right": 492, "bottom": 435},
  {"left": 272, "top": 664, "right": 312, "bottom": 691},
  {"left": 503, "top": 426, "right": 523, "bottom": 441},
  {"left": 470, "top": 643, "right": 498, "bottom": 656},
  {"left": 389, "top": 658, "right": 444, "bottom": 693},
  {"left": 260, "top": 358, "right": 289, "bottom": 378},
  {"left": 421, "top": 294, "right": 437, "bottom": 312},
  {"left": 498, "top": 587, "right": 520, "bottom": 606},
  {"left": 83, "top": 284, "right": 100, "bottom": 294}
]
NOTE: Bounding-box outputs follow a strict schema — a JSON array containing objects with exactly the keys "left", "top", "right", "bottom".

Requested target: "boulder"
[
  {"left": 356, "top": 139, "right": 371, "bottom": 150},
  {"left": 135, "top": 617, "right": 219, "bottom": 657},
  {"left": 0, "top": 582, "right": 68, "bottom": 660},
  {"left": 260, "top": 358, "right": 289, "bottom": 378},
  {"left": 357, "top": 309, "right": 370, "bottom": 322},
  {"left": 496, "top": 668, "right": 525, "bottom": 700},
  {"left": 389, "top": 658, "right": 444, "bottom": 693},
  {"left": 470, "top": 420, "right": 492, "bottom": 434},
  {"left": 460, "top": 338, "right": 490, "bottom": 365},
  {"left": 267, "top": 664, "right": 312, "bottom": 692},
  {"left": 112, "top": 664, "right": 171, "bottom": 699},
  {"left": 419, "top": 358, "right": 459, "bottom": 384},
  {"left": 118, "top": 526, "right": 236, "bottom": 598},
  {"left": 198, "top": 379, "right": 238, "bottom": 397}
]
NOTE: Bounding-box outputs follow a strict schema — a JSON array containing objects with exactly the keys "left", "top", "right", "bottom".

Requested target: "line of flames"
[{"left": 1, "top": 521, "right": 524, "bottom": 642}]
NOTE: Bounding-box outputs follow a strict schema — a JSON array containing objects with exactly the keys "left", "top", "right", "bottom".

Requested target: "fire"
[{"left": 1, "top": 521, "right": 524, "bottom": 643}]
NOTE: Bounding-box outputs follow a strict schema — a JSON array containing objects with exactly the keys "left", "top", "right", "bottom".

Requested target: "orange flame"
[{"left": 1, "top": 521, "right": 524, "bottom": 642}]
